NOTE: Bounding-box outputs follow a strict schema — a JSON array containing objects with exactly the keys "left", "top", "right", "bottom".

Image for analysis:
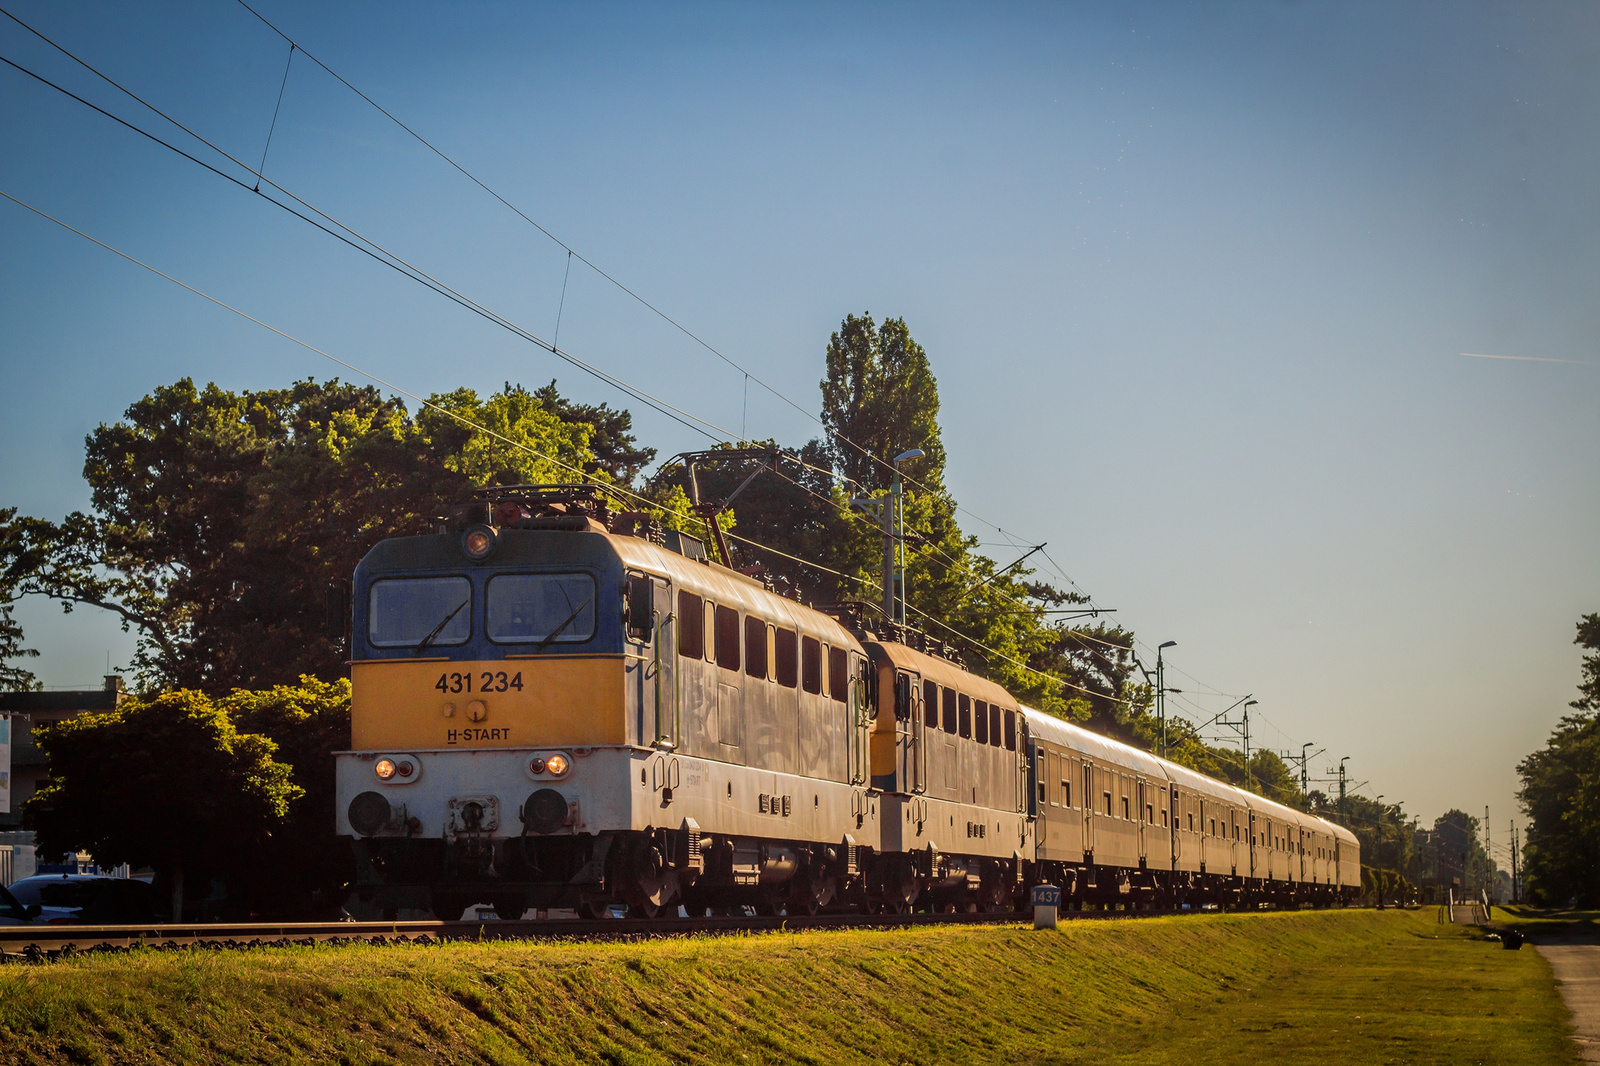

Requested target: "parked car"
[
  {"left": 6, "top": 874, "right": 161, "bottom": 924},
  {"left": 0, "top": 882, "right": 40, "bottom": 925}
]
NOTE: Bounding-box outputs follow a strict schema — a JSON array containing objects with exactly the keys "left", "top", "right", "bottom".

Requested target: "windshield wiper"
[
  {"left": 414, "top": 601, "right": 468, "bottom": 656},
  {"left": 533, "top": 596, "right": 593, "bottom": 653}
]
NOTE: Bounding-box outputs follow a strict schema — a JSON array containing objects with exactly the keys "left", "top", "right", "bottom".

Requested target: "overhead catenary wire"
[
  {"left": 1, "top": 186, "right": 1120, "bottom": 708},
  {"left": 2, "top": 6, "right": 1125, "bottom": 662},
  {"left": 0, "top": 12, "right": 741, "bottom": 447},
  {"left": 6, "top": 7, "right": 1311, "bottom": 750},
  {"left": 227, "top": 0, "right": 1125, "bottom": 607}
]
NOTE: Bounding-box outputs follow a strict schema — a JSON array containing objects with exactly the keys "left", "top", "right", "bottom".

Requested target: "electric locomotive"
[{"left": 335, "top": 483, "right": 1360, "bottom": 920}]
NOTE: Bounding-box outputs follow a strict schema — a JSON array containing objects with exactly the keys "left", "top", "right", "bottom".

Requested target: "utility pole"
[
  {"left": 1281, "top": 743, "right": 1324, "bottom": 796},
  {"left": 1336, "top": 757, "right": 1349, "bottom": 817},
  {"left": 1485, "top": 806, "right": 1492, "bottom": 904},
  {"left": 1218, "top": 699, "right": 1255, "bottom": 789},
  {"left": 1510, "top": 822, "right": 1520, "bottom": 903},
  {"left": 1147, "top": 641, "right": 1177, "bottom": 759},
  {"left": 852, "top": 448, "right": 924, "bottom": 627}
]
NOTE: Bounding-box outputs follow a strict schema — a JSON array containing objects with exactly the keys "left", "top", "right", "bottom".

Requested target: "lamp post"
[
  {"left": 1241, "top": 699, "right": 1256, "bottom": 788},
  {"left": 890, "top": 449, "right": 923, "bottom": 625},
  {"left": 1375, "top": 795, "right": 1385, "bottom": 909},
  {"left": 1300, "top": 742, "right": 1314, "bottom": 794},
  {"left": 1155, "top": 641, "right": 1176, "bottom": 758}
]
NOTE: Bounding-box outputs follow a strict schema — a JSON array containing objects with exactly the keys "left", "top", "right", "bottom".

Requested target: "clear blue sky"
[{"left": 2, "top": 1, "right": 1596, "bottom": 846}]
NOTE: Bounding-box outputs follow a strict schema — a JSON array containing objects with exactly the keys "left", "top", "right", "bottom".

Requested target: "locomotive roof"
[
  {"left": 869, "top": 641, "right": 1017, "bottom": 709},
  {"left": 608, "top": 532, "right": 863, "bottom": 649}
]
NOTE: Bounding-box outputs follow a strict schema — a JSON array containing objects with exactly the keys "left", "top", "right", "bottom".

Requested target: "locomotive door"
[
  {"left": 908, "top": 673, "right": 926, "bottom": 794},
  {"left": 848, "top": 653, "right": 872, "bottom": 786},
  {"left": 642, "top": 574, "right": 677, "bottom": 750}
]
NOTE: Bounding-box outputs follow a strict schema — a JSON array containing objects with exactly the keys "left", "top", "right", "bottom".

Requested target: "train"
[{"left": 334, "top": 484, "right": 1359, "bottom": 920}]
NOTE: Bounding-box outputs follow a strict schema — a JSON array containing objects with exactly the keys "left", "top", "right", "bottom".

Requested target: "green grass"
[
  {"left": 0, "top": 909, "right": 1576, "bottom": 1066},
  {"left": 1493, "top": 905, "right": 1600, "bottom": 934}
]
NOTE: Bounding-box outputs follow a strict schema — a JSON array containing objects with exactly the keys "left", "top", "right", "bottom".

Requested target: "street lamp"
[
  {"left": 1242, "top": 699, "right": 1257, "bottom": 787},
  {"left": 890, "top": 449, "right": 923, "bottom": 625},
  {"left": 1376, "top": 787, "right": 1388, "bottom": 902},
  {"left": 1156, "top": 641, "right": 1176, "bottom": 758},
  {"left": 1300, "top": 742, "right": 1315, "bottom": 795}
]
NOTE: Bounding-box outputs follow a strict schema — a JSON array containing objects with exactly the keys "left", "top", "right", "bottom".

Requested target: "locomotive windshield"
[
  {"left": 486, "top": 573, "right": 596, "bottom": 644},
  {"left": 368, "top": 576, "right": 472, "bottom": 648}
]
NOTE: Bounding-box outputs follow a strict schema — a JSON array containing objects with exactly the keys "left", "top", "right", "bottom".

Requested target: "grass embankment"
[
  {"left": 0, "top": 909, "right": 1575, "bottom": 1066},
  {"left": 1494, "top": 905, "right": 1600, "bottom": 936}
]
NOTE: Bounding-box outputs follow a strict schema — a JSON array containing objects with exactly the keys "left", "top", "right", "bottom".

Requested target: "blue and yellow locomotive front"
[{"left": 335, "top": 509, "right": 683, "bottom": 920}]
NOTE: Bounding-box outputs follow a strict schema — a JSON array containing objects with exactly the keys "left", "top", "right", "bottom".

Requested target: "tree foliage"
[
  {"left": 28, "top": 689, "right": 301, "bottom": 919},
  {"left": 1517, "top": 613, "right": 1600, "bottom": 906},
  {"left": 0, "top": 378, "right": 637, "bottom": 692}
]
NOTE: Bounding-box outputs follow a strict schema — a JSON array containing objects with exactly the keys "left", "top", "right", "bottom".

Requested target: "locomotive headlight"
[
  {"left": 545, "top": 753, "right": 570, "bottom": 777},
  {"left": 374, "top": 758, "right": 397, "bottom": 780},
  {"left": 461, "top": 524, "right": 498, "bottom": 560}
]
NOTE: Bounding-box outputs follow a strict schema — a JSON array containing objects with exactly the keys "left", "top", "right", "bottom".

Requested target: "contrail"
[{"left": 1460, "top": 352, "right": 1592, "bottom": 366}]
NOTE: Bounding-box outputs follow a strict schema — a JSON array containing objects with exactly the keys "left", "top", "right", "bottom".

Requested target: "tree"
[
  {"left": 0, "top": 509, "right": 38, "bottom": 689},
  {"left": 223, "top": 677, "right": 352, "bottom": 918},
  {"left": 1, "top": 377, "right": 606, "bottom": 692},
  {"left": 1517, "top": 613, "right": 1600, "bottom": 906},
  {"left": 28, "top": 689, "right": 300, "bottom": 920},
  {"left": 532, "top": 380, "right": 656, "bottom": 486}
]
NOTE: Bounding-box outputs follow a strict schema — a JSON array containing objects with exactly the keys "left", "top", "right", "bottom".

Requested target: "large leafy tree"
[
  {"left": 1517, "top": 613, "right": 1600, "bottom": 906},
  {"left": 28, "top": 689, "right": 300, "bottom": 920},
  {"left": 0, "top": 377, "right": 625, "bottom": 692},
  {"left": 223, "top": 677, "right": 353, "bottom": 918}
]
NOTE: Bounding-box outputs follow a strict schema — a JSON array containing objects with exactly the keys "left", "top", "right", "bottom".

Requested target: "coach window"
[
  {"left": 828, "top": 646, "right": 849, "bottom": 702},
  {"left": 745, "top": 616, "right": 768, "bottom": 678},
  {"left": 678, "top": 591, "right": 704, "bottom": 658},
  {"left": 942, "top": 688, "right": 957, "bottom": 734},
  {"left": 714, "top": 605, "right": 740, "bottom": 671},
  {"left": 924, "top": 680, "right": 939, "bottom": 728},
  {"left": 1103, "top": 791, "right": 1113, "bottom": 816},
  {"left": 775, "top": 627, "right": 798, "bottom": 688},
  {"left": 1003, "top": 709, "right": 1016, "bottom": 751},
  {"left": 1061, "top": 771, "right": 1071, "bottom": 808},
  {"left": 1121, "top": 796, "right": 1130, "bottom": 821},
  {"left": 957, "top": 694, "right": 972, "bottom": 738},
  {"left": 801, "top": 635, "right": 821, "bottom": 693},
  {"left": 974, "top": 700, "right": 988, "bottom": 744}
]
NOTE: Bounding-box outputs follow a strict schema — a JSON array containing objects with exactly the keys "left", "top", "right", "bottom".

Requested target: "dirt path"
[{"left": 1538, "top": 942, "right": 1600, "bottom": 1063}]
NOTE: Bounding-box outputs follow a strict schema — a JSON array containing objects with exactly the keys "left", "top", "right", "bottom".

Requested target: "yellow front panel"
[{"left": 351, "top": 657, "right": 625, "bottom": 750}]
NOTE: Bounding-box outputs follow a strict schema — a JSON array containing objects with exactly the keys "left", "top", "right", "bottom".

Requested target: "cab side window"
[
  {"left": 1003, "top": 709, "right": 1016, "bottom": 751},
  {"left": 942, "top": 688, "right": 957, "bottom": 734},
  {"left": 677, "top": 591, "right": 704, "bottom": 658},
  {"left": 775, "top": 628, "right": 798, "bottom": 688},
  {"left": 745, "top": 616, "right": 768, "bottom": 678},
  {"left": 714, "top": 605, "right": 740, "bottom": 671},
  {"left": 924, "top": 680, "right": 939, "bottom": 728},
  {"left": 974, "top": 700, "right": 989, "bottom": 744},
  {"left": 828, "top": 646, "right": 849, "bottom": 702},
  {"left": 801, "top": 636, "right": 821, "bottom": 693},
  {"left": 957, "top": 694, "right": 972, "bottom": 738},
  {"left": 988, "top": 706, "right": 1002, "bottom": 747}
]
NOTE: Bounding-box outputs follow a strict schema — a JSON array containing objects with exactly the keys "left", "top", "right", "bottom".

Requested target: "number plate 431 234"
[{"left": 436, "top": 670, "right": 524, "bottom": 694}]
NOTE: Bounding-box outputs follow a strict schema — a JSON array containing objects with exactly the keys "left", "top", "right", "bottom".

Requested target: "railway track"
[{"left": 0, "top": 909, "right": 1048, "bottom": 960}]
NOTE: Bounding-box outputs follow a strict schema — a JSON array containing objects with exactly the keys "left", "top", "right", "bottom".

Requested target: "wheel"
[
  {"left": 490, "top": 894, "right": 526, "bottom": 920},
  {"left": 431, "top": 892, "right": 467, "bottom": 922}
]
